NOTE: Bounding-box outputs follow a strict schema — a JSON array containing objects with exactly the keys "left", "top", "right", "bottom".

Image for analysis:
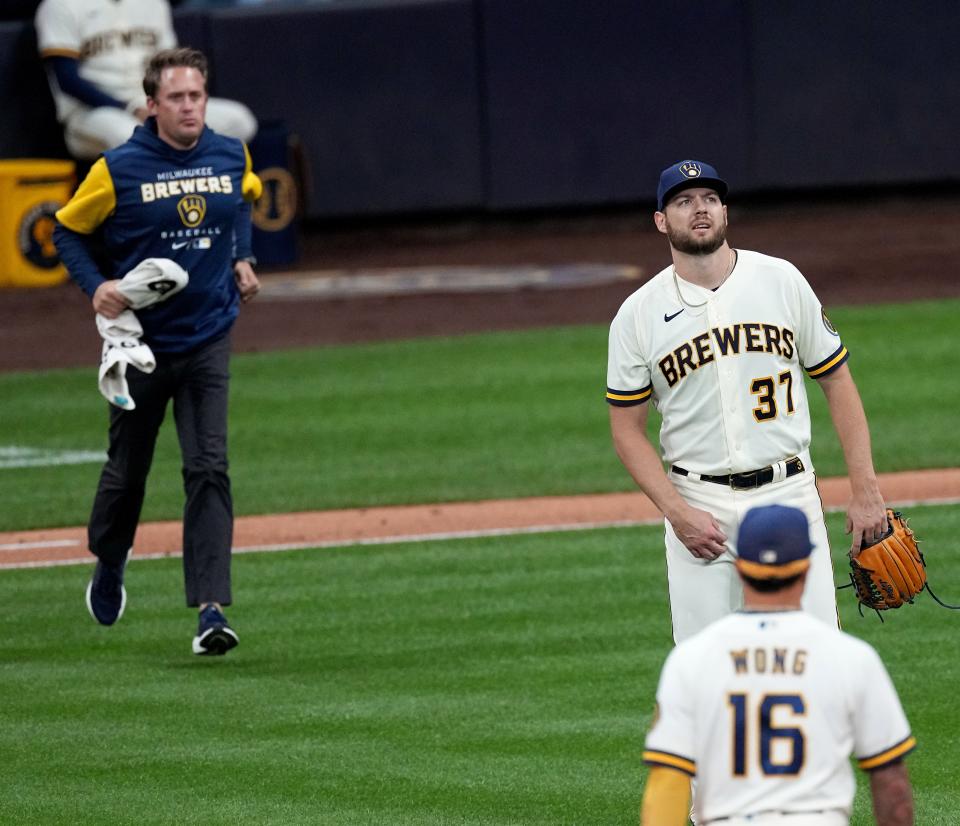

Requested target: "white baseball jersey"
[
  {"left": 35, "top": 0, "right": 177, "bottom": 122},
  {"left": 644, "top": 610, "right": 915, "bottom": 824},
  {"left": 607, "top": 250, "right": 847, "bottom": 474}
]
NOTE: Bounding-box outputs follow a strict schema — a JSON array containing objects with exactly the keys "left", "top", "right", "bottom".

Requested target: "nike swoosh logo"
[
  {"left": 664, "top": 309, "right": 684, "bottom": 322},
  {"left": 171, "top": 241, "right": 190, "bottom": 250}
]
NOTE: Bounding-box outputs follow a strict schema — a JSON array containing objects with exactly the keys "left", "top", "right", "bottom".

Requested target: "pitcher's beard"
[{"left": 667, "top": 222, "right": 727, "bottom": 256}]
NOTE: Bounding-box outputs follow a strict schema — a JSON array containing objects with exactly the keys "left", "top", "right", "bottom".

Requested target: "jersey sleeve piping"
[
  {"left": 606, "top": 384, "right": 653, "bottom": 406},
  {"left": 40, "top": 47, "right": 82, "bottom": 59},
  {"left": 642, "top": 749, "right": 696, "bottom": 776},
  {"left": 857, "top": 734, "right": 916, "bottom": 771},
  {"left": 806, "top": 344, "right": 849, "bottom": 378}
]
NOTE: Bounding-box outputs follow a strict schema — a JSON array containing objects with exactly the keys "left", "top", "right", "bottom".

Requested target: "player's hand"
[
  {"left": 234, "top": 260, "right": 260, "bottom": 303},
  {"left": 669, "top": 503, "right": 727, "bottom": 561},
  {"left": 92, "top": 280, "right": 131, "bottom": 319},
  {"left": 846, "top": 486, "right": 887, "bottom": 557}
]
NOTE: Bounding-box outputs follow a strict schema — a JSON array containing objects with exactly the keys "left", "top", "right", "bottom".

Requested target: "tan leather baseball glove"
[{"left": 847, "top": 509, "right": 926, "bottom": 611}]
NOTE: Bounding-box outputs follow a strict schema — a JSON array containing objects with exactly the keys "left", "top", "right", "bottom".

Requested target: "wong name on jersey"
[{"left": 730, "top": 646, "right": 807, "bottom": 675}]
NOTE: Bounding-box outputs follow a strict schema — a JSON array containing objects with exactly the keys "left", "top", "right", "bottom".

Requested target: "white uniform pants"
[
  {"left": 665, "top": 462, "right": 839, "bottom": 644},
  {"left": 63, "top": 99, "right": 258, "bottom": 160}
]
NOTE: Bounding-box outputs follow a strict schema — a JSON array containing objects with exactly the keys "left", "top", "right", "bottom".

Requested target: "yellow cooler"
[{"left": 0, "top": 159, "right": 76, "bottom": 288}]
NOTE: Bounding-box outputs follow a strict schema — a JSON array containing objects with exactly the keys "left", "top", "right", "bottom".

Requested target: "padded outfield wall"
[{"left": 1, "top": 1, "right": 957, "bottom": 219}]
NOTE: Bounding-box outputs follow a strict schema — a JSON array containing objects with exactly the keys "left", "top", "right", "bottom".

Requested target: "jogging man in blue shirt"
[{"left": 54, "top": 47, "right": 262, "bottom": 655}]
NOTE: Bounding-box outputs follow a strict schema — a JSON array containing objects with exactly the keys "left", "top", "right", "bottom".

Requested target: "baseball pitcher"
[{"left": 607, "top": 159, "right": 888, "bottom": 642}]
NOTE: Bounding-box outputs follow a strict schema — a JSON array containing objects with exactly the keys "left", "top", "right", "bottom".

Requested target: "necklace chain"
[{"left": 673, "top": 249, "right": 737, "bottom": 309}]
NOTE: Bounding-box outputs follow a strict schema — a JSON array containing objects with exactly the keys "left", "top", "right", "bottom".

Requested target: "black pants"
[{"left": 88, "top": 333, "right": 233, "bottom": 607}]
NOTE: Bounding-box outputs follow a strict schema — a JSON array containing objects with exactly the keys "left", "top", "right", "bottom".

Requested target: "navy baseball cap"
[
  {"left": 735, "top": 504, "right": 813, "bottom": 580},
  {"left": 657, "top": 160, "right": 728, "bottom": 211}
]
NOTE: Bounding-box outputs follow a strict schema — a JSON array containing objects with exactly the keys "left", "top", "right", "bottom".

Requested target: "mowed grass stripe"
[
  {"left": 3, "top": 504, "right": 959, "bottom": 824},
  {"left": 0, "top": 299, "right": 957, "bottom": 532}
]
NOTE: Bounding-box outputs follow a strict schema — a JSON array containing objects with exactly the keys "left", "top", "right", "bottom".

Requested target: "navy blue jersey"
[{"left": 55, "top": 117, "right": 261, "bottom": 353}]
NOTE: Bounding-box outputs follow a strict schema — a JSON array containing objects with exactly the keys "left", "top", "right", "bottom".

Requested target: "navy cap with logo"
[
  {"left": 735, "top": 504, "right": 813, "bottom": 581},
  {"left": 657, "top": 160, "right": 728, "bottom": 211}
]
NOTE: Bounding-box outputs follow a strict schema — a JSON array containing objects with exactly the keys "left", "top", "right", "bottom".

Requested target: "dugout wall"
[{"left": 3, "top": 1, "right": 957, "bottom": 220}]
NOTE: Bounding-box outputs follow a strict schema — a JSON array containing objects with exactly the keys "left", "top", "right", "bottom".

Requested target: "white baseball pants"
[{"left": 665, "top": 460, "right": 839, "bottom": 644}]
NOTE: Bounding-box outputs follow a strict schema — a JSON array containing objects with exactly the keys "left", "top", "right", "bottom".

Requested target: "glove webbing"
[
  {"left": 838, "top": 574, "right": 891, "bottom": 622},
  {"left": 921, "top": 548, "right": 960, "bottom": 610}
]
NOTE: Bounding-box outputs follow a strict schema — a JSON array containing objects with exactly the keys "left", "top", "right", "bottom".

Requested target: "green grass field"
[
  {"left": 1, "top": 299, "right": 958, "bottom": 823},
  {"left": 0, "top": 299, "right": 958, "bottom": 532},
  {"left": 2, "top": 507, "right": 959, "bottom": 824}
]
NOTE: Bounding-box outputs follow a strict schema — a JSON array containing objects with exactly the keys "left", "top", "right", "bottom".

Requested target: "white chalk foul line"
[
  {"left": 0, "top": 445, "right": 105, "bottom": 469},
  {"left": 2, "top": 496, "right": 959, "bottom": 571},
  {"left": 0, "top": 519, "right": 653, "bottom": 569},
  {"left": 0, "top": 539, "right": 82, "bottom": 551},
  {"left": 227, "top": 518, "right": 654, "bottom": 554}
]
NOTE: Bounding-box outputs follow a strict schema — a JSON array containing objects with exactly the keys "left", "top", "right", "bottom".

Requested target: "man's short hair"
[
  {"left": 143, "top": 47, "right": 209, "bottom": 98},
  {"left": 741, "top": 572, "right": 804, "bottom": 593}
]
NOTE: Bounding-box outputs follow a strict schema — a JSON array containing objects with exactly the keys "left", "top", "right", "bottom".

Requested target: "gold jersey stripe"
[
  {"left": 858, "top": 735, "right": 916, "bottom": 770},
  {"left": 807, "top": 346, "right": 848, "bottom": 377},
  {"left": 606, "top": 388, "right": 652, "bottom": 402},
  {"left": 642, "top": 750, "right": 696, "bottom": 775},
  {"left": 40, "top": 48, "right": 82, "bottom": 59}
]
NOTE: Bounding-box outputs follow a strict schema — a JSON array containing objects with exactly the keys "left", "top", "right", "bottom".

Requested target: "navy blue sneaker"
[
  {"left": 85, "top": 553, "right": 129, "bottom": 626},
  {"left": 192, "top": 604, "right": 239, "bottom": 656}
]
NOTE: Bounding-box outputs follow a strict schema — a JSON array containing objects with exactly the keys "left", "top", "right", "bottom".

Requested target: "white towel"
[
  {"left": 97, "top": 312, "right": 155, "bottom": 410},
  {"left": 114, "top": 258, "right": 189, "bottom": 309},
  {"left": 96, "top": 259, "right": 188, "bottom": 410}
]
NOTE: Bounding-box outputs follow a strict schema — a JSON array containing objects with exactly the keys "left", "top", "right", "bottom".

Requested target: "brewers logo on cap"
[{"left": 656, "top": 159, "right": 728, "bottom": 210}]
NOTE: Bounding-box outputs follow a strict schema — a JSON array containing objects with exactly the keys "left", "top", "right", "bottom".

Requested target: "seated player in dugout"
[{"left": 35, "top": 0, "right": 257, "bottom": 160}]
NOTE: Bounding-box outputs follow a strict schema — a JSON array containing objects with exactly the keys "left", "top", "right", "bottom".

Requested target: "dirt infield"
[
  {"left": 3, "top": 193, "right": 960, "bottom": 372},
  {"left": 3, "top": 468, "right": 960, "bottom": 568},
  {"left": 2, "top": 192, "right": 959, "bottom": 568}
]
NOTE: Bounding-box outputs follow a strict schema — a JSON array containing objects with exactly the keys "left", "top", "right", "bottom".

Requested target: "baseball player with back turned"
[
  {"left": 607, "top": 160, "right": 887, "bottom": 643},
  {"left": 641, "top": 503, "right": 915, "bottom": 826},
  {"left": 35, "top": 0, "right": 257, "bottom": 160}
]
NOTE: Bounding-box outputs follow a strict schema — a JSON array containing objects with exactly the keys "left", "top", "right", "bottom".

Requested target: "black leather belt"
[{"left": 672, "top": 457, "right": 805, "bottom": 490}]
